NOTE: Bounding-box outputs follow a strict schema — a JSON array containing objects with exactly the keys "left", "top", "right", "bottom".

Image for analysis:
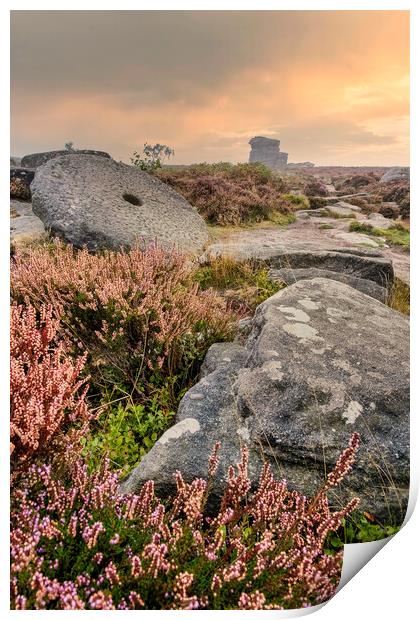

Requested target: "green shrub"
[{"left": 82, "top": 399, "right": 175, "bottom": 476}]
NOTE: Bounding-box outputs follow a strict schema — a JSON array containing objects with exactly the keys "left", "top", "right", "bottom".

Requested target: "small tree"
[
  {"left": 131, "top": 143, "right": 174, "bottom": 172},
  {"left": 64, "top": 141, "right": 75, "bottom": 151}
]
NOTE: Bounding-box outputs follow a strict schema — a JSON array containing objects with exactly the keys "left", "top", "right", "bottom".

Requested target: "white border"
[{"left": 1, "top": 2, "right": 417, "bottom": 618}]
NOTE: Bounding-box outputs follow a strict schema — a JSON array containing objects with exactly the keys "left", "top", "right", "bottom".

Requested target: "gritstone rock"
[
  {"left": 31, "top": 154, "right": 210, "bottom": 253},
  {"left": 121, "top": 278, "right": 409, "bottom": 523}
]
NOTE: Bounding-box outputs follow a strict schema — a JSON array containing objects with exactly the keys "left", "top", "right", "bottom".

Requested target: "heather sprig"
[
  {"left": 10, "top": 303, "right": 92, "bottom": 471},
  {"left": 11, "top": 434, "right": 360, "bottom": 610}
]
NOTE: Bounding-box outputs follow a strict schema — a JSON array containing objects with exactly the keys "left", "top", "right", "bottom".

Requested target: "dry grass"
[
  {"left": 386, "top": 278, "right": 410, "bottom": 315},
  {"left": 194, "top": 255, "right": 284, "bottom": 313}
]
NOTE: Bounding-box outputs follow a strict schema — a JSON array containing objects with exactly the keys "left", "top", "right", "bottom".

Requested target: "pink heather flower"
[
  {"left": 82, "top": 522, "right": 105, "bottom": 550},
  {"left": 10, "top": 303, "right": 91, "bottom": 468},
  {"left": 104, "top": 561, "right": 121, "bottom": 586},
  {"left": 238, "top": 591, "right": 266, "bottom": 610},
  {"left": 207, "top": 442, "right": 221, "bottom": 478},
  {"left": 326, "top": 433, "right": 361, "bottom": 489},
  {"left": 109, "top": 533, "right": 120, "bottom": 545},
  {"left": 128, "top": 591, "right": 145, "bottom": 609},
  {"left": 10, "top": 432, "right": 361, "bottom": 610},
  {"left": 88, "top": 591, "right": 115, "bottom": 610}
]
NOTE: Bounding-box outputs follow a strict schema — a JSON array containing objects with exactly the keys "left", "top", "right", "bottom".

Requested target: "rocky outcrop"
[
  {"left": 267, "top": 249, "right": 394, "bottom": 288},
  {"left": 31, "top": 154, "right": 210, "bottom": 254},
  {"left": 269, "top": 267, "right": 387, "bottom": 302},
  {"left": 379, "top": 167, "right": 410, "bottom": 184},
  {"left": 121, "top": 278, "right": 409, "bottom": 523},
  {"left": 21, "top": 149, "right": 111, "bottom": 169},
  {"left": 10, "top": 200, "right": 45, "bottom": 244},
  {"left": 248, "top": 136, "right": 288, "bottom": 170}
]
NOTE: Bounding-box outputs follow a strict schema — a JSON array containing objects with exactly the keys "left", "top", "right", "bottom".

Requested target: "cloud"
[{"left": 10, "top": 10, "right": 409, "bottom": 165}]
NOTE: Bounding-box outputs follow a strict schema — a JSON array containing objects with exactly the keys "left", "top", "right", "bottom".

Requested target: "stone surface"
[
  {"left": 202, "top": 215, "right": 409, "bottom": 283},
  {"left": 21, "top": 149, "right": 111, "bottom": 169},
  {"left": 362, "top": 214, "right": 398, "bottom": 230},
  {"left": 269, "top": 267, "right": 387, "bottom": 302},
  {"left": 31, "top": 154, "right": 210, "bottom": 253},
  {"left": 10, "top": 156, "right": 21, "bottom": 166},
  {"left": 329, "top": 201, "right": 361, "bottom": 213},
  {"left": 248, "top": 136, "right": 288, "bottom": 170},
  {"left": 10, "top": 200, "right": 46, "bottom": 244},
  {"left": 267, "top": 250, "right": 394, "bottom": 288},
  {"left": 121, "top": 278, "right": 409, "bottom": 523},
  {"left": 379, "top": 167, "right": 410, "bottom": 184}
]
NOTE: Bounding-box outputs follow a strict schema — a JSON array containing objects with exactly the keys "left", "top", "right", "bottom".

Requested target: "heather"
[
  {"left": 154, "top": 163, "right": 300, "bottom": 226},
  {"left": 10, "top": 303, "right": 91, "bottom": 472},
  {"left": 11, "top": 240, "right": 236, "bottom": 405},
  {"left": 10, "top": 436, "right": 360, "bottom": 610}
]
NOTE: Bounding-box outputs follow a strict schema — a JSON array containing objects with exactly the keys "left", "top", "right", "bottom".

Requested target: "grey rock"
[
  {"left": 31, "top": 154, "right": 210, "bottom": 254},
  {"left": 364, "top": 214, "right": 397, "bottom": 230},
  {"left": 379, "top": 167, "right": 410, "bottom": 184},
  {"left": 122, "top": 278, "right": 409, "bottom": 523},
  {"left": 248, "top": 136, "right": 288, "bottom": 170},
  {"left": 199, "top": 342, "right": 249, "bottom": 378},
  {"left": 268, "top": 250, "right": 394, "bottom": 288},
  {"left": 325, "top": 205, "right": 357, "bottom": 217},
  {"left": 10, "top": 200, "right": 46, "bottom": 243},
  {"left": 21, "top": 149, "right": 111, "bottom": 169},
  {"left": 329, "top": 201, "right": 361, "bottom": 213},
  {"left": 269, "top": 267, "right": 387, "bottom": 302}
]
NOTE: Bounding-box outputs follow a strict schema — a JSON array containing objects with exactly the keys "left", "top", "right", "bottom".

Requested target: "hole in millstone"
[{"left": 123, "top": 192, "right": 143, "bottom": 206}]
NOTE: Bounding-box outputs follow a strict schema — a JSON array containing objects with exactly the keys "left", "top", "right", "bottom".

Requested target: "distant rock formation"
[{"left": 248, "top": 136, "right": 288, "bottom": 170}]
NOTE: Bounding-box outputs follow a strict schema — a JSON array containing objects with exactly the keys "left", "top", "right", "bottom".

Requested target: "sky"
[{"left": 10, "top": 10, "right": 409, "bottom": 166}]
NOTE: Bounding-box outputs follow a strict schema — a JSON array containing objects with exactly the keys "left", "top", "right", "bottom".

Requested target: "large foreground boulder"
[
  {"left": 121, "top": 278, "right": 409, "bottom": 523},
  {"left": 31, "top": 154, "right": 210, "bottom": 253},
  {"left": 21, "top": 148, "right": 111, "bottom": 169}
]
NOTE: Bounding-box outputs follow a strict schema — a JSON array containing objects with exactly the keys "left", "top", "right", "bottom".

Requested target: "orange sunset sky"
[{"left": 10, "top": 10, "right": 409, "bottom": 166}]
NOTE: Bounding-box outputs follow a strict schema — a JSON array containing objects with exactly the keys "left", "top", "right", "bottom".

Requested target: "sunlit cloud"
[{"left": 11, "top": 10, "right": 409, "bottom": 166}]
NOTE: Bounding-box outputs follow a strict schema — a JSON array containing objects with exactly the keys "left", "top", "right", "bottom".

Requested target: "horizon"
[{"left": 11, "top": 10, "right": 409, "bottom": 166}]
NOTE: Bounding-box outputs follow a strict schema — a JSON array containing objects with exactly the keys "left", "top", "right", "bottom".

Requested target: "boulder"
[
  {"left": 269, "top": 267, "right": 387, "bottom": 302},
  {"left": 329, "top": 200, "right": 361, "bottom": 213},
  {"left": 10, "top": 199, "right": 45, "bottom": 244},
  {"left": 121, "top": 278, "right": 409, "bottom": 523},
  {"left": 364, "top": 214, "right": 397, "bottom": 230},
  {"left": 31, "top": 154, "right": 210, "bottom": 254},
  {"left": 379, "top": 167, "right": 410, "bottom": 184},
  {"left": 267, "top": 250, "right": 394, "bottom": 288},
  {"left": 21, "top": 148, "right": 111, "bottom": 169}
]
